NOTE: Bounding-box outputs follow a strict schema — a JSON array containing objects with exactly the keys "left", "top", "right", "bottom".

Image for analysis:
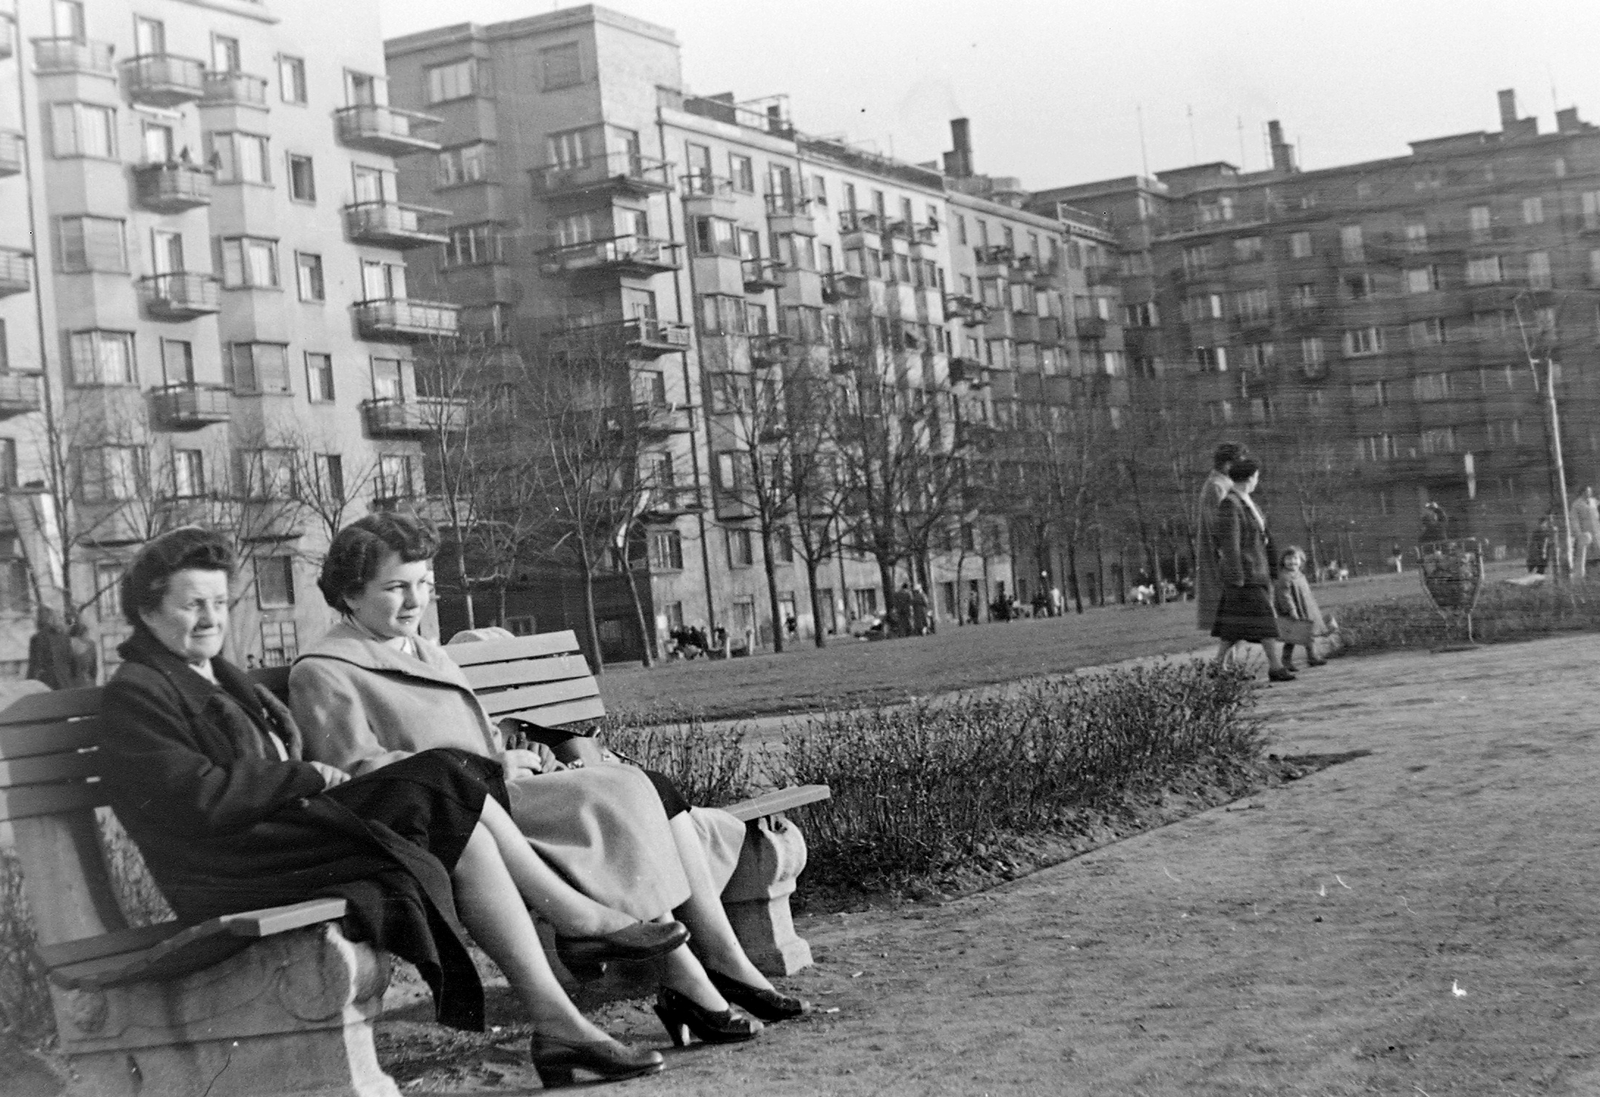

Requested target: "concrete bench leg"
[
  {"left": 721, "top": 813, "right": 812, "bottom": 976},
  {"left": 55, "top": 924, "right": 397, "bottom": 1097}
]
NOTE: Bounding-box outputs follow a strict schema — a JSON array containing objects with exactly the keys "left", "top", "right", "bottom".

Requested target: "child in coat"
[{"left": 1273, "top": 546, "right": 1329, "bottom": 670}]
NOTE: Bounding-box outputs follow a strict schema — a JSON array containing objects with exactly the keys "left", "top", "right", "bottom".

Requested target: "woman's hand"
[
  {"left": 309, "top": 761, "right": 350, "bottom": 789},
  {"left": 502, "top": 747, "right": 550, "bottom": 781}
]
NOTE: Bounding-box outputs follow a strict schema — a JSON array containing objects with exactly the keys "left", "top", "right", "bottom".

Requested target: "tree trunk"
[
  {"left": 759, "top": 527, "right": 785, "bottom": 654},
  {"left": 577, "top": 545, "right": 604, "bottom": 675},
  {"left": 1067, "top": 540, "right": 1085, "bottom": 613},
  {"left": 453, "top": 539, "right": 476, "bottom": 631},
  {"left": 804, "top": 557, "right": 828, "bottom": 648},
  {"left": 623, "top": 550, "right": 655, "bottom": 668}
]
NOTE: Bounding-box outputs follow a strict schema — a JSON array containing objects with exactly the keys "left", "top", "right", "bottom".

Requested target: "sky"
[{"left": 379, "top": 0, "right": 1600, "bottom": 189}]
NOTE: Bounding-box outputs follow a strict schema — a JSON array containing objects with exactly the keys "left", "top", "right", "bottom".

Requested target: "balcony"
[
  {"left": 0, "top": 130, "right": 21, "bottom": 177},
  {"left": 749, "top": 334, "right": 790, "bottom": 371},
  {"left": 138, "top": 272, "right": 221, "bottom": 320},
  {"left": 122, "top": 54, "right": 206, "bottom": 107},
  {"left": 1075, "top": 315, "right": 1108, "bottom": 340},
  {"left": 948, "top": 357, "right": 987, "bottom": 386},
  {"left": 1084, "top": 263, "right": 1117, "bottom": 286},
  {"left": 539, "top": 236, "right": 681, "bottom": 278},
  {"left": 956, "top": 420, "right": 999, "bottom": 450},
  {"left": 342, "top": 201, "right": 448, "bottom": 248},
  {"left": 765, "top": 194, "right": 815, "bottom": 236},
  {"left": 335, "top": 104, "right": 442, "bottom": 155},
  {"left": 32, "top": 37, "right": 115, "bottom": 75},
  {"left": 1038, "top": 316, "right": 1065, "bottom": 344},
  {"left": 943, "top": 294, "right": 977, "bottom": 320},
  {"left": 0, "top": 374, "right": 42, "bottom": 420},
  {"left": 822, "top": 271, "right": 866, "bottom": 302},
  {"left": 552, "top": 317, "right": 691, "bottom": 359},
  {"left": 1011, "top": 314, "right": 1040, "bottom": 343},
  {"left": 353, "top": 299, "right": 461, "bottom": 343},
  {"left": 148, "top": 383, "right": 231, "bottom": 431},
  {"left": 632, "top": 403, "right": 692, "bottom": 439},
  {"left": 531, "top": 151, "right": 671, "bottom": 200},
  {"left": 975, "top": 244, "right": 1014, "bottom": 277},
  {"left": 133, "top": 161, "right": 215, "bottom": 212},
  {"left": 202, "top": 70, "right": 268, "bottom": 108},
  {"left": 361, "top": 396, "right": 467, "bottom": 438},
  {"left": 0, "top": 248, "right": 31, "bottom": 297},
  {"left": 742, "top": 258, "right": 786, "bottom": 292},
  {"left": 681, "top": 174, "right": 736, "bottom": 215},
  {"left": 640, "top": 485, "right": 703, "bottom": 522},
  {"left": 839, "top": 209, "right": 882, "bottom": 250}
]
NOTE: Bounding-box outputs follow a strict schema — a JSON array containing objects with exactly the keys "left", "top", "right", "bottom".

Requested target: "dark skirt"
[{"left": 1212, "top": 584, "right": 1278, "bottom": 642}]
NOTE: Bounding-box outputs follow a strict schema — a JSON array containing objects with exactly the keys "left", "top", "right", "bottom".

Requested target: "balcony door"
[
  {"left": 134, "top": 17, "right": 165, "bottom": 56},
  {"left": 142, "top": 122, "right": 174, "bottom": 164},
  {"left": 361, "top": 260, "right": 405, "bottom": 302},
  {"left": 352, "top": 165, "right": 395, "bottom": 204},
  {"left": 622, "top": 287, "right": 657, "bottom": 321},
  {"left": 151, "top": 230, "right": 184, "bottom": 274},
  {"left": 52, "top": 1, "right": 84, "bottom": 41}
]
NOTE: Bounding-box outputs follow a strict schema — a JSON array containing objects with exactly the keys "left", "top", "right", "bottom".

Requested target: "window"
[
  {"left": 1241, "top": 341, "right": 1276, "bottom": 370},
  {"left": 540, "top": 43, "right": 580, "bottom": 90},
  {"left": 726, "top": 528, "right": 754, "bottom": 567},
  {"left": 1527, "top": 251, "right": 1552, "bottom": 289},
  {"left": 1584, "top": 192, "right": 1600, "bottom": 232},
  {"left": 260, "top": 622, "right": 299, "bottom": 667},
  {"left": 141, "top": 121, "right": 174, "bottom": 164},
  {"left": 1357, "top": 435, "right": 1397, "bottom": 462},
  {"left": 211, "top": 34, "right": 240, "bottom": 73},
  {"left": 1301, "top": 336, "right": 1326, "bottom": 375},
  {"left": 1420, "top": 427, "right": 1457, "bottom": 455},
  {"left": 50, "top": 102, "right": 116, "bottom": 159},
  {"left": 305, "top": 352, "right": 334, "bottom": 401},
  {"left": 95, "top": 562, "right": 123, "bottom": 623},
  {"left": 1405, "top": 222, "right": 1428, "bottom": 252},
  {"left": 1522, "top": 196, "right": 1544, "bottom": 225},
  {"left": 1343, "top": 272, "right": 1373, "bottom": 299},
  {"left": 239, "top": 447, "right": 296, "bottom": 499},
  {"left": 313, "top": 453, "right": 345, "bottom": 503},
  {"left": 648, "top": 531, "right": 683, "bottom": 571},
  {"left": 1405, "top": 266, "right": 1439, "bottom": 294},
  {"left": 1413, "top": 372, "right": 1451, "bottom": 400},
  {"left": 256, "top": 556, "right": 295, "bottom": 608},
  {"left": 1409, "top": 319, "right": 1446, "bottom": 347},
  {"left": 374, "top": 454, "right": 416, "bottom": 500},
  {"left": 57, "top": 216, "right": 127, "bottom": 272},
  {"left": 692, "top": 216, "right": 738, "bottom": 257},
  {"left": 78, "top": 445, "right": 144, "bottom": 503},
  {"left": 1235, "top": 288, "right": 1271, "bottom": 321},
  {"left": 286, "top": 154, "right": 315, "bottom": 201},
  {"left": 1343, "top": 327, "right": 1383, "bottom": 356},
  {"left": 228, "top": 342, "right": 291, "bottom": 394},
  {"left": 1290, "top": 283, "right": 1316, "bottom": 311},
  {"left": 294, "top": 252, "right": 324, "bottom": 301},
  {"left": 1182, "top": 244, "right": 1213, "bottom": 274},
  {"left": 160, "top": 338, "right": 194, "bottom": 383},
  {"left": 220, "top": 237, "right": 279, "bottom": 288},
  {"left": 1194, "top": 346, "right": 1227, "bottom": 372},
  {"left": 1352, "top": 380, "right": 1388, "bottom": 407},
  {"left": 812, "top": 175, "right": 828, "bottom": 206},
  {"left": 444, "top": 224, "right": 501, "bottom": 266},
  {"left": 436, "top": 143, "right": 490, "bottom": 187},
  {"left": 207, "top": 132, "right": 270, "bottom": 184},
  {"left": 698, "top": 294, "right": 746, "bottom": 335},
  {"left": 67, "top": 330, "right": 135, "bottom": 386},
  {"left": 729, "top": 153, "right": 754, "bottom": 193},
  {"left": 52, "top": 1, "right": 85, "bottom": 41},
  {"left": 171, "top": 449, "right": 205, "bottom": 498},
  {"left": 1339, "top": 225, "right": 1364, "bottom": 262},
  {"left": 427, "top": 58, "right": 489, "bottom": 103},
  {"left": 1469, "top": 205, "right": 1492, "bottom": 243},
  {"left": 278, "top": 55, "right": 307, "bottom": 103},
  {"left": 1233, "top": 236, "right": 1262, "bottom": 262},
  {"left": 1465, "top": 256, "right": 1503, "bottom": 285},
  {"left": 370, "top": 357, "right": 404, "bottom": 400}
]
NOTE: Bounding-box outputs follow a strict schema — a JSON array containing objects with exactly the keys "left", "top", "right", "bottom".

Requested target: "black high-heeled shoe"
[
  {"left": 653, "top": 985, "right": 762, "bottom": 1047},
  {"left": 706, "top": 970, "right": 810, "bottom": 1021},
  {"left": 554, "top": 919, "right": 690, "bottom": 973},
  {"left": 528, "top": 1032, "right": 664, "bottom": 1087}
]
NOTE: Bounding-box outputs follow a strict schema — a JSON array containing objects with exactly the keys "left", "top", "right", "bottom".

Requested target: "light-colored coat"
[
  {"left": 291, "top": 621, "right": 691, "bottom": 920},
  {"left": 1195, "top": 469, "right": 1233, "bottom": 631}
]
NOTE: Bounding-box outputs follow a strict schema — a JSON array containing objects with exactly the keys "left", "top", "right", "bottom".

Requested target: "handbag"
[{"left": 1276, "top": 617, "right": 1314, "bottom": 646}]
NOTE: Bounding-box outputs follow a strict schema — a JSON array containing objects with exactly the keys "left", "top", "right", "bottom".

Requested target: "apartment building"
[
  {"left": 0, "top": 0, "right": 451, "bottom": 674},
  {"left": 1044, "top": 95, "right": 1600, "bottom": 565}
]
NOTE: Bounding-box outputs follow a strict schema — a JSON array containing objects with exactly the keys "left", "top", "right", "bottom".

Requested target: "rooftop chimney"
[
  {"left": 1267, "top": 119, "right": 1297, "bottom": 173},
  {"left": 1498, "top": 89, "right": 1518, "bottom": 131},
  {"left": 1557, "top": 106, "right": 1583, "bottom": 133},
  {"left": 944, "top": 117, "right": 974, "bottom": 178}
]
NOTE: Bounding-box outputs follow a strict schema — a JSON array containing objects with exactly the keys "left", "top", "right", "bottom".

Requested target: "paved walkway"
[{"left": 610, "top": 634, "right": 1600, "bottom": 1096}]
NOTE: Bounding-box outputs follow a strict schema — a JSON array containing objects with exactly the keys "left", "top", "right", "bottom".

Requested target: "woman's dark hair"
[
  {"left": 1229, "top": 457, "right": 1261, "bottom": 483},
  {"left": 1213, "top": 441, "right": 1247, "bottom": 472},
  {"left": 121, "top": 527, "right": 235, "bottom": 628},
  {"left": 318, "top": 513, "right": 440, "bottom": 614}
]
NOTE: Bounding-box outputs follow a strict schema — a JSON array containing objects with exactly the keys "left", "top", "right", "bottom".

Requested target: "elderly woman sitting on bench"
[{"left": 290, "top": 514, "right": 807, "bottom": 1051}]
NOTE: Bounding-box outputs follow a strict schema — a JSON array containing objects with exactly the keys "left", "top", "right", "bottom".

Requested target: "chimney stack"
[
  {"left": 944, "top": 117, "right": 974, "bottom": 178},
  {"left": 1267, "top": 119, "right": 1297, "bottom": 173},
  {"left": 1498, "top": 89, "right": 1518, "bottom": 131}
]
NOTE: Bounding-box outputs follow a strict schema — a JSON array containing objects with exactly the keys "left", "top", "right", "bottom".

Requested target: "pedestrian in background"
[
  {"left": 1570, "top": 488, "right": 1600, "bottom": 579},
  {"left": 1211, "top": 458, "right": 1296, "bottom": 683},
  {"left": 1196, "top": 441, "right": 1246, "bottom": 642},
  {"left": 1527, "top": 514, "right": 1556, "bottom": 575},
  {"left": 26, "top": 606, "right": 76, "bottom": 690},
  {"left": 68, "top": 619, "right": 98, "bottom": 687}
]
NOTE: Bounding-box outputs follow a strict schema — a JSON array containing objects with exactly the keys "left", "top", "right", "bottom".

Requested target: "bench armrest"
[{"left": 723, "top": 785, "right": 831, "bottom": 823}]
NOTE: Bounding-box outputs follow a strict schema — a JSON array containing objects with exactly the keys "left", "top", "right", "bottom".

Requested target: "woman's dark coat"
[
  {"left": 1211, "top": 489, "right": 1280, "bottom": 642},
  {"left": 100, "top": 627, "right": 504, "bottom": 1030}
]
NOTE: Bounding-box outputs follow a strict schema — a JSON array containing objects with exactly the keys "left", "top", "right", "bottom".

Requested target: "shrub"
[
  {"left": 1335, "top": 582, "right": 1600, "bottom": 654},
  {"left": 598, "top": 707, "right": 762, "bottom": 807}
]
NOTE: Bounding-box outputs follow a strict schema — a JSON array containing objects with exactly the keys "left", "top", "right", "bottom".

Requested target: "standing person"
[
  {"left": 909, "top": 585, "right": 930, "bottom": 635},
  {"left": 26, "top": 607, "right": 76, "bottom": 690},
  {"left": 1195, "top": 441, "right": 1246, "bottom": 642},
  {"left": 67, "top": 619, "right": 98, "bottom": 688},
  {"left": 1570, "top": 488, "right": 1600, "bottom": 579},
  {"left": 1273, "top": 546, "right": 1328, "bottom": 671},
  {"left": 1419, "top": 502, "right": 1448, "bottom": 545},
  {"left": 1211, "top": 458, "right": 1296, "bottom": 682},
  {"left": 1528, "top": 514, "right": 1556, "bottom": 575}
]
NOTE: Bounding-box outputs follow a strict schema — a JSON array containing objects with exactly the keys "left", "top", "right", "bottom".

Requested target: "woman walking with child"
[{"left": 1210, "top": 457, "right": 1297, "bottom": 682}]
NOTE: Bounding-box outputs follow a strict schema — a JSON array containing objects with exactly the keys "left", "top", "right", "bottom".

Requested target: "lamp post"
[{"left": 1513, "top": 294, "right": 1572, "bottom": 579}]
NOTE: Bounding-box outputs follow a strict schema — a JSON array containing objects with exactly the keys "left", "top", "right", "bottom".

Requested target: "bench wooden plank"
[
  {"left": 444, "top": 630, "right": 582, "bottom": 667},
  {"left": 221, "top": 897, "right": 349, "bottom": 937},
  {"left": 253, "top": 665, "right": 291, "bottom": 697},
  {"left": 724, "top": 784, "right": 832, "bottom": 823},
  {"left": 0, "top": 781, "right": 107, "bottom": 820},
  {"left": 0, "top": 751, "right": 99, "bottom": 786},
  {"left": 489, "top": 696, "right": 607, "bottom": 732},
  {"left": 0, "top": 718, "right": 102, "bottom": 760},
  {"left": 38, "top": 922, "right": 188, "bottom": 970},
  {"left": 472, "top": 676, "right": 599, "bottom": 716},
  {"left": 461, "top": 654, "right": 593, "bottom": 692},
  {"left": 0, "top": 687, "right": 102, "bottom": 725}
]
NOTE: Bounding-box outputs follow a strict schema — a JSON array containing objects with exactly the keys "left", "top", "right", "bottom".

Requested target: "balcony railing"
[
  {"left": 531, "top": 151, "right": 671, "bottom": 198},
  {"left": 353, "top": 299, "right": 461, "bottom": 343},
  {"left": 122, "top": 54, "right": 206, "bottom": 107},
  {"left": 342, "top": 201, "right": 448, "bottom": 248},
  {"left": 0, "top": 130, "right": 21, "bottom": 178},
  {"left": 640, "top": 485, "right": 703, "bottom": 521},
  {"left": 133, "top": 161, "right": 215, "bottom": 212},
  {"left": 0, "top": 374, "right": 42, "bottom": 420},
  {"left": 335, "top": 104, "right": 441, "bottom": 155},
  {"left": 633, "top": 403, "right": 692, "bottom": 438},
  {"left": 622, "top": 317, "right": 691, "bottom": 356},
  {"left": 32, "top": 37, "right": 115, "bottom": 75},
  {"left": 1075, "top": 315, "right": 1108, "bottom": 340},
  {"left": 749, "top": 333, "right": 790, "bottom": 370},
  {"left": 360, "top": 396, "right": 466, "bottom": 438},
  {"left": 138, "top": 272, "right": 222, "bottom": 320},
  {"left": 539, "top": 236, "right": 681, "bottom": 278},
  {"left": 681, "top": 173, "right": 735, "bottom": 213},
  {"left": 822, "top": 271, "right": 866, "bottom": 302},
  {"left": 742, "top": 258, "right": 786, "bottom": 291},
  {"left": 0, "top": 248, "right": 32, "bottom": 297},
  {"left": 765, "top": 193, "right": 815, "bottom": 236},
  {"left": 202, "top": 70, "right": 268, "bottom": 107},
  {"left": 148, "top": 383, "right": 231, "bottom": 431}
]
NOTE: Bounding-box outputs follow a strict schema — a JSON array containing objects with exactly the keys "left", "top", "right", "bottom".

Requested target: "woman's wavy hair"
[
  {"left": 121, "top": 527, "right": 235, "bottom": 628},
  {"left": 318, "top": 513, "right": 440, "bottom": 614}
]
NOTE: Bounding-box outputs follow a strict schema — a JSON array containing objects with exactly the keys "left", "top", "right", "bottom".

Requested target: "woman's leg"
[
  {"left": 1262, "top": 637, "right": 1286, "bottom": 672},
  {"left": 451, "top": 822, "right": 614, "bottom": 1044},
  {"left": 667, "top": 812, "right": 774, "bottom": 990},
  {"left": 476, "top": 794, "right": 636, "bottom": 938},
  {"left": 1212, "top": 639, "right": 1235, "bottom": 665}
]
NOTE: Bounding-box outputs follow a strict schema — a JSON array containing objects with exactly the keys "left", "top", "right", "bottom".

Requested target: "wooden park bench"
[{"left": 0, "top": 629, "right": 829, "bottom": 1097}]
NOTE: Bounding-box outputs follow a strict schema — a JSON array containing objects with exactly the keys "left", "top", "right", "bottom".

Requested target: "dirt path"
[{"left": 538, "top": 634, "right": 1600, "bottom": 1096}]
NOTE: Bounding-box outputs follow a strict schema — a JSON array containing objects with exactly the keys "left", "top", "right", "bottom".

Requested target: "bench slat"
[
  {"left": 0, "top": 751, "right": 98, "bottom": 786},
  {"left": 0, "top": 687, "right": 102, "bottom": 725},
  {"left": 473, "top": 676, "right": 599, "bottom": 717},
  {"left": 0, "top": 781, "right": 107, "bottom": 820},
  {"left": 39, "top": 922, "right": 187, "bottom": 970},
  {"left": 462, "top": 654, "right": 593, "bottom": 692},
  {"left": 0, "top": 718, "right": 101, "bottom": 761},
  {"left": 724, "top": 784, "right": 832, "bottom": 823},
  {"left": 490, "top": 696, "right": 607, "bottom": 731},
  {"left": 444, "top": 630, "right": 582, "bottom": 667}
]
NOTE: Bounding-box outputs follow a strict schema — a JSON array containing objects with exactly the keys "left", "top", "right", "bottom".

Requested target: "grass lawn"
[{"left": 597, "top": 565, "right": 1441, "bottom": 721}]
